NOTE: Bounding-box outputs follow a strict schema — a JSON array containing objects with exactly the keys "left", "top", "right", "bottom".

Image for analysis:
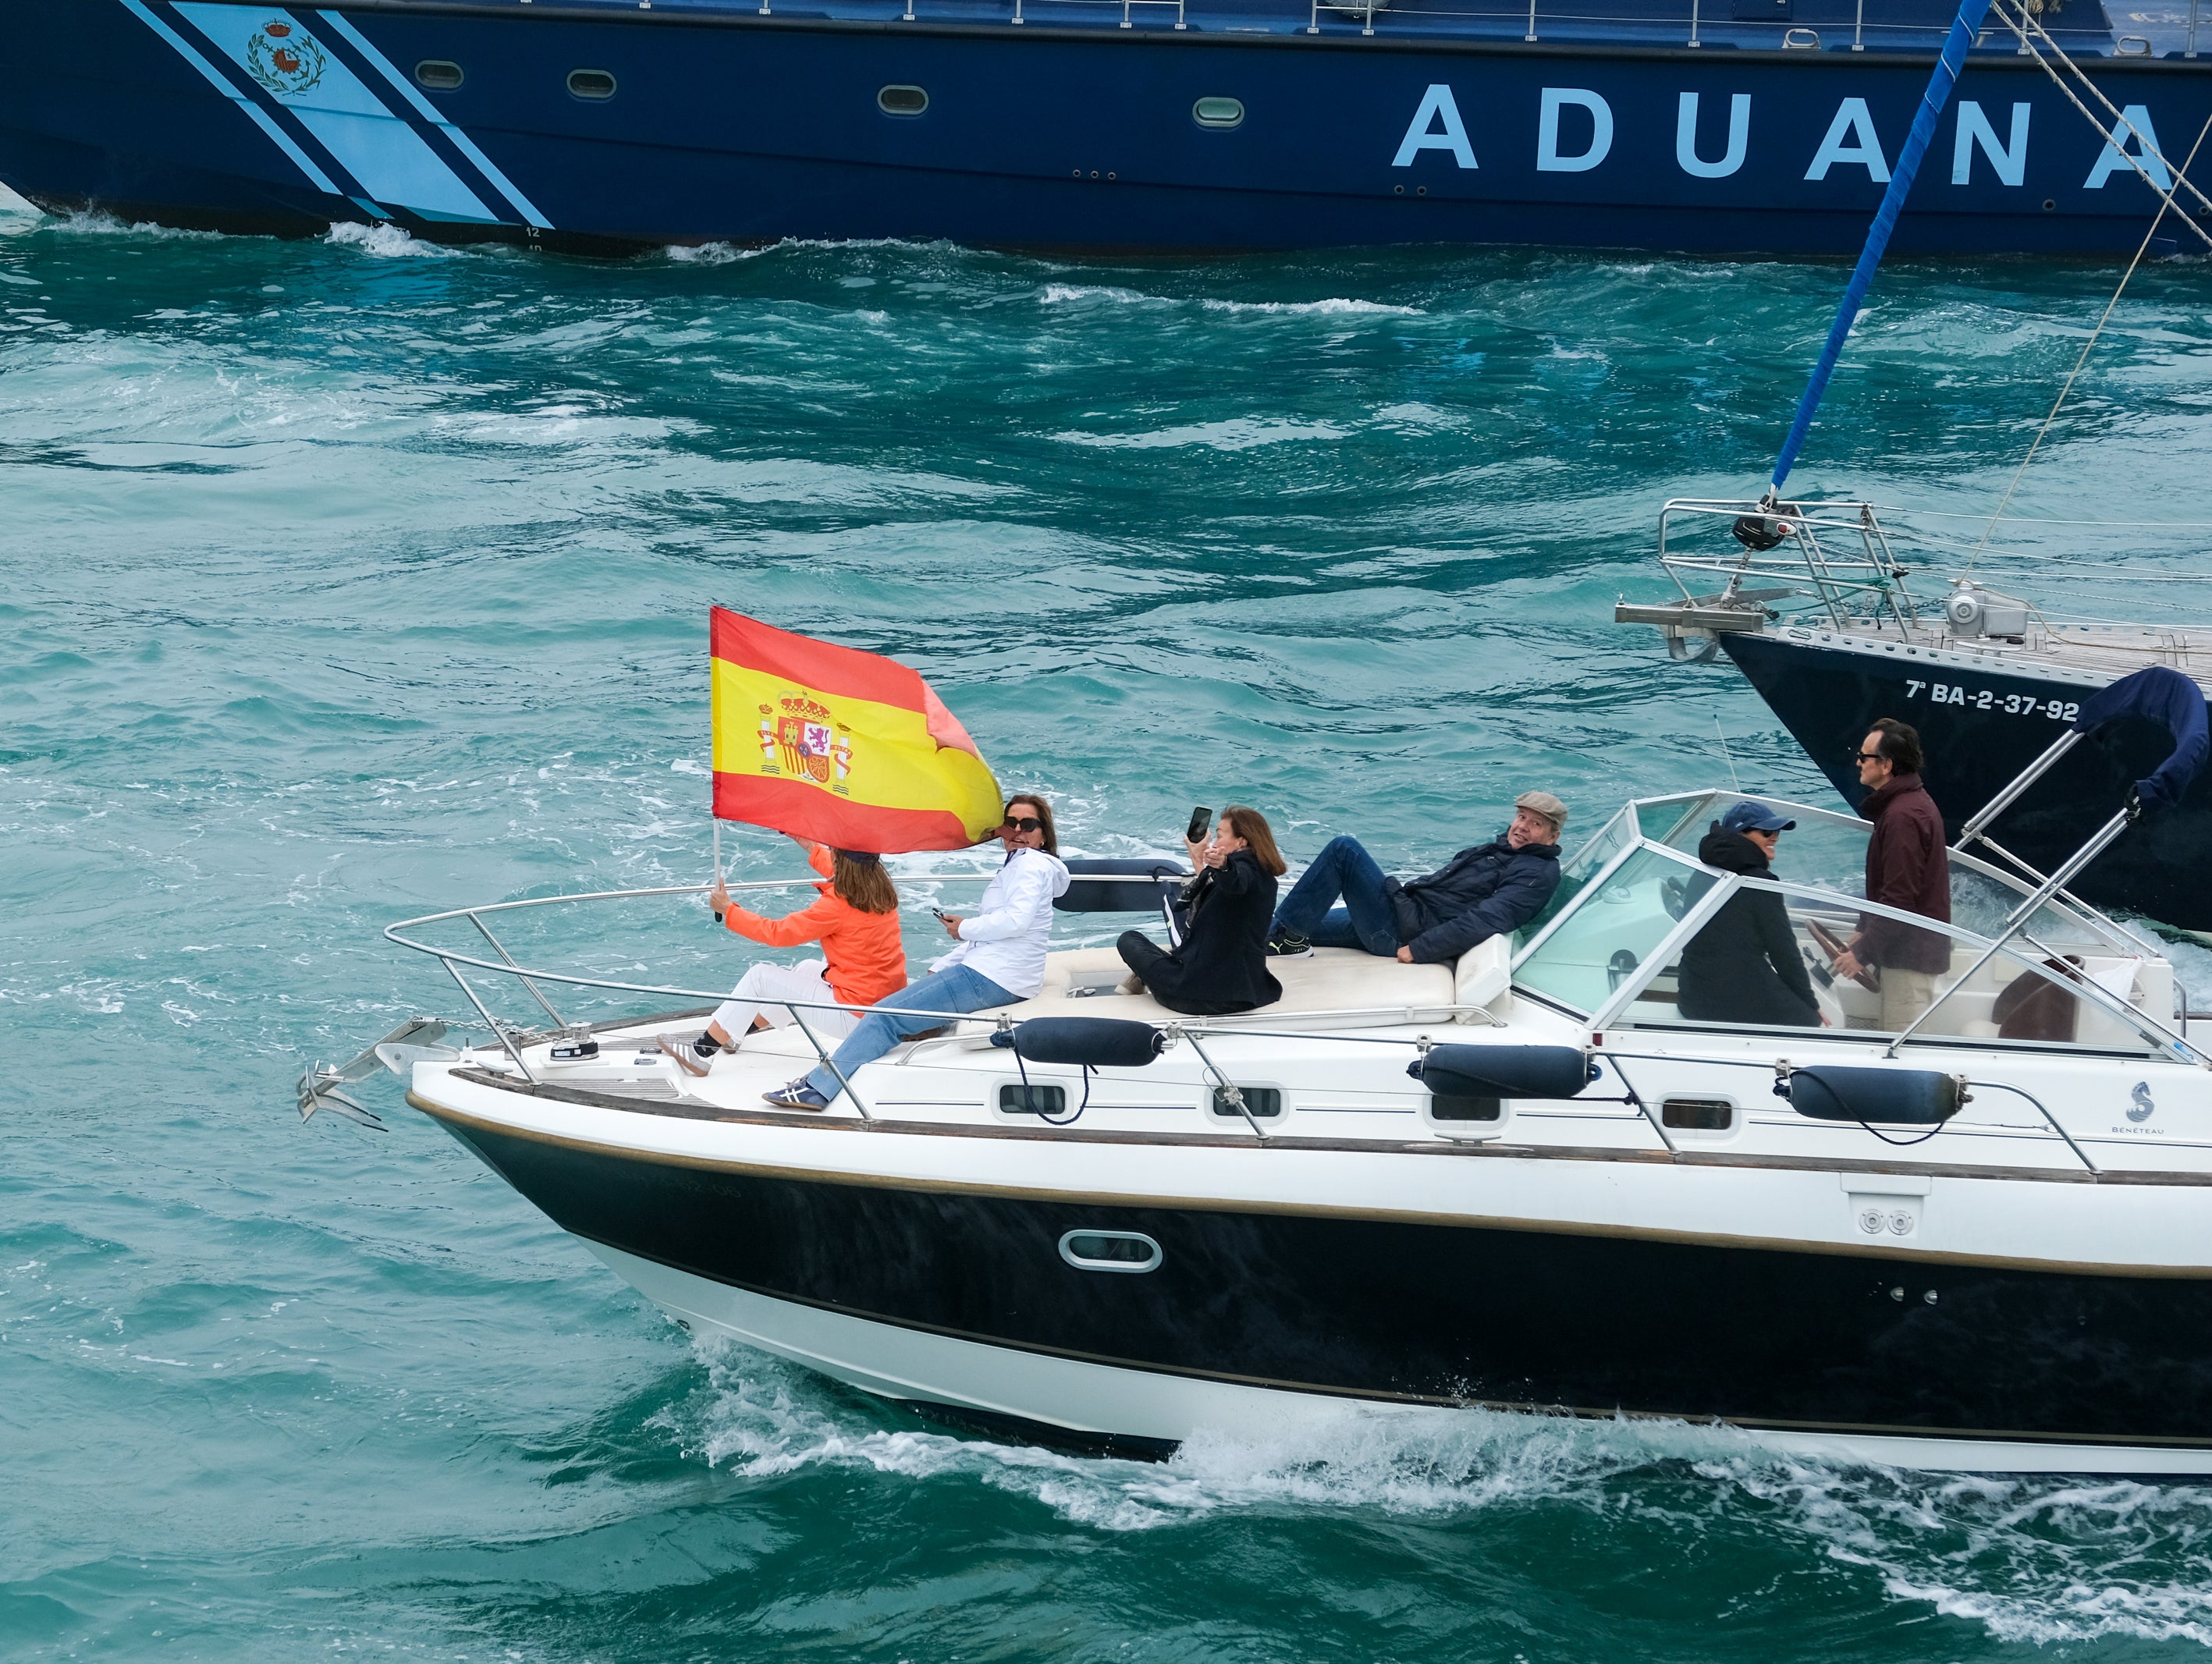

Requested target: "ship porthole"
[
  {"left": 879, "top": 83, "right": 929, "bottom": 115},
  {"left": 1192, "top": 96, "right": 1244, "bottom": 130},
  {"left": 1058, "top": 1229, "right": 1163, "bottom": 1274},
  {"left": 415, "top": 59, "right": 463, "bottom": 90},
  {"left": 567, "top": 68, "right": 617, "bottom": 100}
]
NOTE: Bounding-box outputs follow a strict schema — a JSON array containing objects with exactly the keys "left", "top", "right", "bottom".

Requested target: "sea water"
[{"left": 8, "top": 186, "right": 2212, "bottom": 1659}]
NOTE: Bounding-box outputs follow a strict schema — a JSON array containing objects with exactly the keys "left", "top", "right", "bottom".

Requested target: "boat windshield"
[
  {"left": 1635, "top": 789, "right": 2116, "bottom": 954},
  {"left": 1514, "top": 791, "right": 2166, "bottom": 1040},
  {"left": 1512, "top": 844, "right": 1708, "bottom": 1016}
]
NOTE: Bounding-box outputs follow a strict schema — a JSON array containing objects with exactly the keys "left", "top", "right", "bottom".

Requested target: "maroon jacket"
[{"left": 1858, "top": 774, "right": 1952, "bottom": 974}]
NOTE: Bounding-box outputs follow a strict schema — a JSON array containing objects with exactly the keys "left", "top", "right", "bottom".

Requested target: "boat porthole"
[
  {"left": 567, "top": 68, "right": 617, "bottom": 100},
  {"left": 878, "top": 83, "right": 928, "bottom": 116},
  {"left": 414, "top": 59, "right": 463, "bottom": 90},
  {"left": 2043, "top": 198, "right": 2057, "bottom": 212},
  {"left": 1209, "top": 1086, "right": 1282, "bottom": 1119},
  {"left": 1192, "top": 96, "right": 1244, "bottom": 129},
  {"left": 1394, "top": 184, "right": 1404, "bottom": 195},
  {"left": 1058, "top": 1229, "right": 1163, "bottom": 1274},
  {"left": 1417, "top": 185, "right": 1427, "bottom": 196}
]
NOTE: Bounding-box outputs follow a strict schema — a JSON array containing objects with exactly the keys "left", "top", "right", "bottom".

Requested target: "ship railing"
[
  {"left": 1014, "top": 0, "right": 1186, "bottom": 27},
  {"left": 1650, "top": 495, "right": 1921, "bottom": 634},
  {"left": 376, "top": 874, "right": 1499, "bottom": 1126}
]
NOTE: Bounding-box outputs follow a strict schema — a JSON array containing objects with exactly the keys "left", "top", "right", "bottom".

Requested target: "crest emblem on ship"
[
  {"left": 759, "top": 696, "right": 853, "bottom": 792},
  {"left": 245, "top": 20, "right": 325, "bottom": 97}
]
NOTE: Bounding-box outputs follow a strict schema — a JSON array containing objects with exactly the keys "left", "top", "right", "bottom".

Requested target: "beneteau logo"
[
  {"left": 245, "top": 20, "right": 325, "bottom": 97},
  {"left": 2129, "top": 1081, "right": 2156, "bottom": 1123}
]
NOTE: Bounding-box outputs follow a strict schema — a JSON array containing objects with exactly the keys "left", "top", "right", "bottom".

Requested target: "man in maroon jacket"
[{"left": 1831, "top": 718, "right": 1952, "bottom": 1032}]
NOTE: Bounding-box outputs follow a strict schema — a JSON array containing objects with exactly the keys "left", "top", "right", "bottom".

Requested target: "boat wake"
[{"left": 667, "top": 1339, "right": 2212, "bottom": 1646}]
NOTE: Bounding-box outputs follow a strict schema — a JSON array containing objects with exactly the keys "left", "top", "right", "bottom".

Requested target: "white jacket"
[{"left": 935, "top": 846, "right": 1070, "bottom": 999}]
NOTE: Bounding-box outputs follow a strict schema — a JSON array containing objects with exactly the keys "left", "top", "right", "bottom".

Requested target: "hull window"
[
  {"left": 1661, "top": 1097, "right": 1734, "bottom": 1131},
  {"left": 1210, "top": 1086, "right": 1281, "bottom": 1118},
  {"left": 1192, "top": 97, "right": 1244, "bottom": 130},
  {"left": 1429, "top": 1092, "right": 1502, "bottom": 1121},
  {"left": 1058, "top": 1230, "right": 1163, "bottom": 1273},
  {"left": 414, "top": 60, "right": 463, "bottom": 90},
  {"left": 567, "top": 69, "right": 617, "bottom": 101},
  {"left": 879, "top": 85, "right": 929, "bottom": 116},
  {"left": 999, "top": 1082, "right": 1065, "bottom": 1116}
]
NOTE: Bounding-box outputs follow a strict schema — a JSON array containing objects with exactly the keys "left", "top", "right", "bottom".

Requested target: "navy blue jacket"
[{"left": 1384, "top": 839, "right": 1563, "bottom": 963}]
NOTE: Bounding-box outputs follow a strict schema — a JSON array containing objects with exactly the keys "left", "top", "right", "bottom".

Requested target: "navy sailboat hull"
[
  {"left": 4, "top": 0, "right": 2210, "bottom": 255},
  {"left": 1724, "top": 628, "right": 2212, "bottom": 933}
]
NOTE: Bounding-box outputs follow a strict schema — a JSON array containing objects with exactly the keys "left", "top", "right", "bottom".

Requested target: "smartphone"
[
  {"left": 1186, "top": 805, "right": 1212, "bottom": 843},
  {"left": 932, "top": 907, "right": 957, "bottom": 923}
]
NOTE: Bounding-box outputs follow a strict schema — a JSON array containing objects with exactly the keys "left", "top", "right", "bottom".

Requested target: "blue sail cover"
[
  {"left": 2072, "top": 665, "right": 2212, "bottom": 813},
  {"left": 1770, "top": 0, "right": 1990, "bottom": 491}
]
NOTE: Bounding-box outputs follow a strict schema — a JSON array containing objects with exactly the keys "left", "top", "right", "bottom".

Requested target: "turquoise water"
[{"left": 11, "top": 189, "right": 2212, "bottom": 1659}]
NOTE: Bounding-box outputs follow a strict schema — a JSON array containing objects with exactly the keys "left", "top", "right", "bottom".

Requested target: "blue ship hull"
[{"left": 4, "top": 0, "right": 2207, "bottom": 254}]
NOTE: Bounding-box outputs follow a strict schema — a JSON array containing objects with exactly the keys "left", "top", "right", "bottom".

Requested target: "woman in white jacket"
[{"left": 765, "top": 794, "right": 1070, "bottom": 1111}]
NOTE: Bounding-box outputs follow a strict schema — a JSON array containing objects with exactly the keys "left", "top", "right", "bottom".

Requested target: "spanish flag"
[{"left": 709, "top": 608, "right": 1003, "bottom": 853}]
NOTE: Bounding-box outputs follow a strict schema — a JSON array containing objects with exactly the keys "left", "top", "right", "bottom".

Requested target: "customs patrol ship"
[{"left": 3, "top": 0, "right": 2208, "bottom": 253}]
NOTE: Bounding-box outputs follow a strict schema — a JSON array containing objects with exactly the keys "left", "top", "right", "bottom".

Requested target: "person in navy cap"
[{"left": 1675, "top": 799, "right": 1824, "bottom": 1029}]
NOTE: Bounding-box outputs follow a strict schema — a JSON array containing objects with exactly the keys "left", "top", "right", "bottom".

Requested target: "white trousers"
[{"left": 712, "top": 960, "right": 859, "bottom": 1042}]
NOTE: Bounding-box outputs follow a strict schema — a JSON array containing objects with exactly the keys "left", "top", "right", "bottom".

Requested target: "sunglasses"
[
  {"left": 1852, "top": 750, "right": 1884, "bottom": 764},
  {"left": 999, "top": 815, "right": 1044, "bottom": 833}
]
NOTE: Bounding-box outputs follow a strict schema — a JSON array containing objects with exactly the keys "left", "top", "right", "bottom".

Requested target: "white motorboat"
[{"left": 332, "top": 696, "right": 2212, "bottom": 1477}]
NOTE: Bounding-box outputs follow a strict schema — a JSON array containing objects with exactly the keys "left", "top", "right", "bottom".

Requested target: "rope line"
[{"left": 1964, "top": 5, "right": 2212, "bottom": 568}]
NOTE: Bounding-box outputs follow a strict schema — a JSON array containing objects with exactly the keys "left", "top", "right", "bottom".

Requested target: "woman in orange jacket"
[{"left": 662, "top": 835, "right": 908, "bottom": 1074}]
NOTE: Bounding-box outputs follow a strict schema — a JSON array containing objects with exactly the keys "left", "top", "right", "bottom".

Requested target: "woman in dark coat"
[
  {"left": 1676, "top": 800, "right": 1824, "bottom": 1029},
  {"left": 1117, "top": 805, "right": 1286, "bottom": 1016}
]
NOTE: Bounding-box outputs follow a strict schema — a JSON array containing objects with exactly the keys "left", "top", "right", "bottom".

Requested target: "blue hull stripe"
[
  {"left": 313, "top": 10, "right": 555, "bottom": 229},
  {"left": 115, "top": 0, "right": 342, "bottom": 197},
  {"left": 169, "top": 3, "right": 502, "bottom": 223}
]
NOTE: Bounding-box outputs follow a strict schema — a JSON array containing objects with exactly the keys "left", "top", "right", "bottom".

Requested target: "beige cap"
[{"left": 1516, "top": 790, "right": 1569, "bottom": 834}]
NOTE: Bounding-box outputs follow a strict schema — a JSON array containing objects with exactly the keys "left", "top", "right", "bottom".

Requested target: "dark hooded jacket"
[
  {"left": 1117, "top": 850, "right": 1281, "bottom": 1016},
  {"left": 1856, "top": 773, "right": 1951, "bottom": 974},
  {"left": 1384, "top": 839, "right": 1562, "bottom": 964},
  {"left": 1676, "top": 828, "right": 1821, "bottom": 1028}
]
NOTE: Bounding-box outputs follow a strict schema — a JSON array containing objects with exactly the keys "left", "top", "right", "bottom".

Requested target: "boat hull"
[
  {"left": 1722, "top": 627, "right": 2212, "bottom": 932},
  {"left": 11, "top": 0, "right": 2212, "bottom": 255},
  {"left": 430, "top": 1102, "right": 2212, "bottom": 1471}
]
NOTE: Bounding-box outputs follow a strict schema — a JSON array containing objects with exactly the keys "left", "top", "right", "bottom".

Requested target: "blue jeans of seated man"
[
  {"left": 1270, "top": 835, "right": 1401, "bottom": 957},
  {"left": 802, "top": 963, "right": 1018, "bottom": 1101}
]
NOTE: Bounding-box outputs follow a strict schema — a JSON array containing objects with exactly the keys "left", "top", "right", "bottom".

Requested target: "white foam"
[
  {"left": 325, "top": 221, "right": 452, "bottom": 259},
  {"left": 1198, "top": 296, "right": 1421, "bottom": 316},
  {"left": 670, "top": 1341, "right": 2212, "bottom": 1643}
]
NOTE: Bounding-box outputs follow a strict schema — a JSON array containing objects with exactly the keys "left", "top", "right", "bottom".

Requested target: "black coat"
[
  {"left": 1385, "top": 839, "right": 1563, "bottom": 963},
  {"left": 1676, "top": 829, "right": 1820, "bottom": 1028},
  {"left": 1117, "top": 850, "right": 1281, "bottom": 1016}
]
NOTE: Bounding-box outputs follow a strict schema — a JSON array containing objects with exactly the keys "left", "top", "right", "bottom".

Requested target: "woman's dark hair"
[
  {"left": 1007, "top": 794, "right": 1058, "bottom": 855},
  {"left": 1220, "top": 805, "right": 1287, "bottom": 876},
  {"left": 832, "top": 851, "right": 899, "bottom": 914},
  {"left": 1869, "top": 718, "right": 1924, "bottom": 777}
]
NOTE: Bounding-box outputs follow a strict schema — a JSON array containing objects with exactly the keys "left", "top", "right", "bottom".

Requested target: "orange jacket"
[{"left": 723, "top": 846, "right": 907, "bottom": 1009}]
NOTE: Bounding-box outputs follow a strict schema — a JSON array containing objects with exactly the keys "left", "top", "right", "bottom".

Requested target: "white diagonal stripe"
[
  {"left": 314, "top": 10, "right": 554, "bottom": 229},
  {"left": 118, "top": 0, "right": 342, "bottom": 197}
]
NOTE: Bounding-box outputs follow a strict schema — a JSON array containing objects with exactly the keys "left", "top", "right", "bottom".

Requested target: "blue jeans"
[
  {"left": 1270, "top": 836, "right": 1401, "bottom": 957},
  {"left": 803, "top": 963, "right": 1017, "bottom": 1100}
]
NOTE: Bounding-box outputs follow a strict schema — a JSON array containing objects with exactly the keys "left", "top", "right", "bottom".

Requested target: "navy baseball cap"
[{"left": 1720, "top": 800, "right": 1796, "bottom": 835}]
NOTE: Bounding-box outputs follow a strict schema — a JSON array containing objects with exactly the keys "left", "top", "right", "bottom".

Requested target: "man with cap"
[
  {"left": 1676, "top": 800, "right": 1824, "bottom": 1029},
  {"left": 1266, "top": 791, "right": 1568, "bottom": 964}
]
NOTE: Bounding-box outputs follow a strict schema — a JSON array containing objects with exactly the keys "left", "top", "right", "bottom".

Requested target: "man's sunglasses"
[
  {"left": 1851, "top": 750, "right": 1884, "bottom": 764},
  {"left": 1000, "top": 815, "right": 1044, "bottom": 833}
]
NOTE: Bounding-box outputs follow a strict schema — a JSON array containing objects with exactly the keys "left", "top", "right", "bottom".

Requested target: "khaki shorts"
[{"left": 1878, "top": 967, "right": 1938, "bottom": 1034}]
